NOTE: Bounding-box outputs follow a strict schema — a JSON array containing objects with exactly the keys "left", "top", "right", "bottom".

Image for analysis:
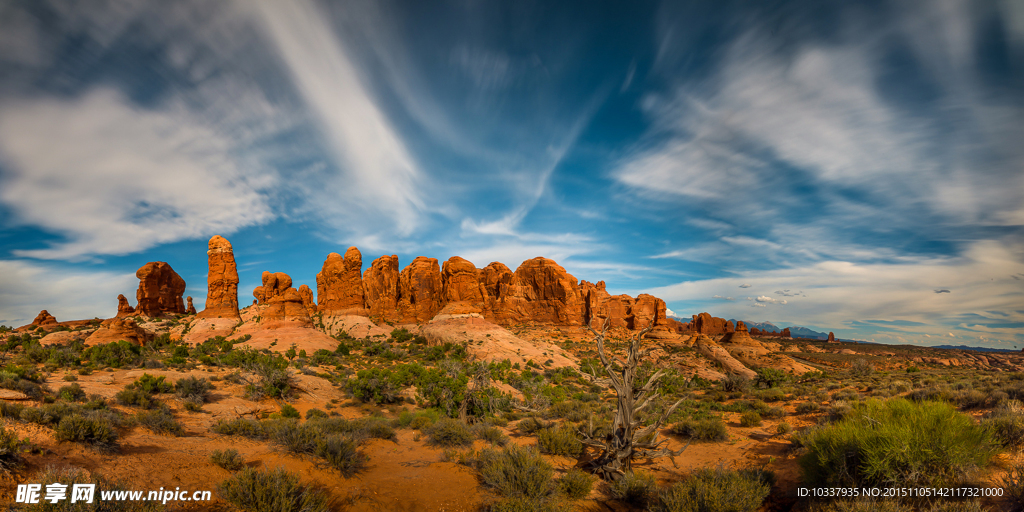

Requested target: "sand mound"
[{"left": 421, "top": 316, "right": 575, "bottom": 368}]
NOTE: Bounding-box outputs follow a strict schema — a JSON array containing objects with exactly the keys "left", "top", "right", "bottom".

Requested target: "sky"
[{"left": 0, "top": 0, "right": 1022, "bottom": 348}]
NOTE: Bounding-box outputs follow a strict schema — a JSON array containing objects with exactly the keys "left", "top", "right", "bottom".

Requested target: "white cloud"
[
  {"left": 0, "top": 260, "right": 136, "bottom": 326},
  {"left": 739, "top": 283, "right": 751, "bottom": 288},
  {"left": 665, "top": 307, "right": 676, "bottom": 317},
  {"left": 246, "top": 0, "right": 426, "bottom": 236},
  {"left": 0, "top": 89, "right": 274, "bottom": 259}
]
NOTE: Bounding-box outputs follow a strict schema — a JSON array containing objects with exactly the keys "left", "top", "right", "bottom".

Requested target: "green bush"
[
  {"left": 537, "top": 425, "right": 582, "bottom": 457},
  {"left": 517, "top": 417, "right": 549, "bottom": 435},
  {"left": 609, "top": 471, "right": 657, "bottom": 506},
  {"left": 475, "top": 424, "right": 509, "bottom": 446},
  {"left": 557, "top": 467, "right": 593, "bottom": 500},
  {"left": 315, "top": 435, "right": 365, "bottom": 476},
  {"left": 739, "top": 412, "right": 762, "bottom": 427},
  {"left": 218, "top": 467, "right": 330, "bottom": 512},
  {"left": 280, "top": 403, "right": 300, "bottom": 418},
  {"left": 58, "top": 383, "right": 86, "bottom": 402},
  {"left": 488, "top": 495, "right": 567, "bottom": 512},
  {"left": 127, "top": 373, "right": 173, "bottom": 394},
  {"left": 305, "top": 408, "right": 328, "bottom": 420},
  {"left": 426, "top": 418, "right": 475, "bottom": 447},
  {"left": 721, "top": 373, "right": 750, "bottom": 392},
  {"left": 115, "top": 387, "right": 157, "bottom": 409},
  {"left": 478, "top": 444, "right": 555, "bottom": 500},
  {"left": 212, "top": 418, "right": 265, "bottom": 438},
  {"left": 175, "top": 376, "right": 213, "bottom": 402},
  {"left": 670, "top": 418, "right": 728, "bottom": 442},
  {"left": 210, "top": 448, "right": 245, "bottom": 471},
  {"left": 54, "top": 414, "right": 117, "bottom": 450},
  {"left": 983, "top": 401, "right": 1024, "bottom": 447},
  {"left": 0, "top": 426, "right": 28, "bottom": 473},
  {"left": 136, "top": 408, "right": 185, "bottom": 436},
  {"left": 1001, "top": 460, "right": 1024, "bottom": 511},
  {"left": 796, "top": 401, "right": 820, "bottom": 414},
  {"left": 21, "top": 465, "right": 162, "bottom": 512},
  {"left": 754, "top": 368, "right": 789, "bottom": 389},
  {"left": 798, "top": 398, "right": 997, "bottom": 488},
  {"left": 653, "top": 467, "right": 771, "bottom": 512}
]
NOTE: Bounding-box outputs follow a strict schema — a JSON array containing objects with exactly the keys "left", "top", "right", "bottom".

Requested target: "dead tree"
[{"left": 580, "top": 320, "right": 687, "bottom": 481}]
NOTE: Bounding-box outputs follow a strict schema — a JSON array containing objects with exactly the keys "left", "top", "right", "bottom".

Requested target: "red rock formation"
[
  {"left": 316, "top": 247, "right": 365, "bottom": 313},
  {"left": 442, "top": 256, "right": 487, "bottom": 309},
  {"left": 479, "top": 262, "right": 513, "bottom": 314},
  {"left": 689, "top": 312, "right": 734, "bottom": 335},
  {"left": 197, "top": 235, "right": 240, "bottom": 319},
  {"left": 31, "top": 310, "right": 58, "bottom": 327},
  {"left": 631, "top": 294, "right": 667, "bottom": 329},
  {"left": 254, "top": 271, "right": 292, "bottom": 305},
  {"left": 258, "top": 272, "right": 309, "bottom": 327},
  {"left": 186, "top": 296, "right": 196, "bottom": 315},
  {"left": 827, "top": 332, "right": 837, "bottom": 343},
  {"left": 134, "top": 262, "right": 186, "bottom": 317},
  {"left": 495, "top": 257, "right": 584, "bottom": 325},
  {"left": 116, "top": 295, "right": 135, "bottom": 317},
  {"left": 363, "top": 255, "right": 401, "bottom": 321},
  {"left": 398, "top": 256, "right": 444, "bottom": 322},
  {"left": 750, "top": 327, "right": 762, "bottom": 335},
  {"left": 297, "top": 285, "right": 317, "bottom": 316},
  {"left": 780, "top": 327, "right": 791, "bottom": 338}
]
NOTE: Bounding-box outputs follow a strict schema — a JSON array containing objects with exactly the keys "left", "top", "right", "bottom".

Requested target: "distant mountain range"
[{"left": 929, "top": 344, "right": 1021, "bottom": 353}]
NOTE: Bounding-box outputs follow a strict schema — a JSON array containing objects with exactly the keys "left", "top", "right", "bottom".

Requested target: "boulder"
[
  {"left": 316, "top": 247, "right": 366, "bottom": 314},
  {"left": 363, "top": 255, "right": 401, "bottom": 321},
  {"left": 254, "top": 271, "right": 292, "bottom": 304},
  {"left": 250, "top": 272, "right": 311, "bottom": 329},
  {"left": 134, "top": 261, "right": 186, "bottom": 317},
  {"left": 116, "top": 294, "right": 135, "bottom": 317},
  {"left": 85, "top": 317, "right": 150, "bottom": 346},
  {"left": 197, "top": 235, "right": 240, "bottom": 319}
]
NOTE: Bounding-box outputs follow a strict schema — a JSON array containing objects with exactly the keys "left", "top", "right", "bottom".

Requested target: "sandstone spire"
[{"left": 197, "top": 235, "right": 240, "bottom": 319}]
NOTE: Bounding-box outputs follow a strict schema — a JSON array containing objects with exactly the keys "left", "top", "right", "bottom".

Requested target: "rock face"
[
  {"left": 398, "top": 256, "right": 444, "bottom": 322},
  {"left": 186, "top": 296, "right": 196, "bottom": 315},
  {"left": 244, "top": 271, "right": 311, "bottom": 329},
  {"left": 134, "top": 262, "right": 186, "bottom": 317},
  {"left": 31, "top": 310, "right": 58, "bottom": 326},
  {"left": 297, "top": 285, "right": 317, "bottom": 316},
  {"left": 85, "top": 317, "right": 149, "bottom": 346},
  {"left": 479, "top": 262, "right": 513, "bottom": 314},
  {"left": 198, "top": 235, "right": 240, "bottom": 319},
  {"left": 780, "top": 327, "right": 791, "bottom": 338},
  {"left": 116, "top": 295, "right": 135, "bottom": 317},
  {"left": 495, "top": 257, "right": 584, "bottom": 325},
  {"left": 718, "top": 321, "right": 769, "bottom": 354},
  {"left": 827, "top": 331, "right": 837, "bottom": 343},
  {"left": 441, "top": 256, "right": 486, "bottom": 309},
  {"left": 688, "top": 313, "right": 734, "bottom": 335},
  {"left": 316, "top": 247, "right": 366, "bottom": 314},
  {"left": 363, "top": 255, "right": 401, "bottom": 321}
]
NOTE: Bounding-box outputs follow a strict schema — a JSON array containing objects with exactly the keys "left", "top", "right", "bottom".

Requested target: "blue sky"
[{"left": 0, "top": 0, "right": 1022, "bottom": 348}]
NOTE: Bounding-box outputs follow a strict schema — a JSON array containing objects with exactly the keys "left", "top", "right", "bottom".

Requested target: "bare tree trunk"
[{"left": 580, "top": 320, "right": 688, "bottom": 480}]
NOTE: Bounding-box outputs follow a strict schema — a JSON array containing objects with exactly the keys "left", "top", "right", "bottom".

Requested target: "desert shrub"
[
  {"left": 953, "top": 389, "right": 989, "bottom": 410},
  {"left": 777, "top": 422, "right": 793, "bottom": 435},
  {"left": 516, "top": 417, "right": 549, "bottom": 435},
  {"left": 280, "top": 403, "right": 300, "bottom": 418},
  {"left": 609, "top": 471, "right": 657, "bottom": 506},
  {"left": 537, "top": 425, "right": 582, "bottom": 457},
  {"left": 58, "top": 383, "right": 86, "bottom": 402},
  {"left": 54, "top": 415, "right": 117, "bottom": 450},
  {"left": 315, "top": 435, "right": 365, "bottom": 476},
  {"left": 0, "top": 401, "right": 25, "bottom": 419},
  {"left": 488, "top": 495, "right": 567, "bottom": 512},
  {"left": 350, "top": 417, "right": 396, "bottom": 441},
  {"left": 305, "top": 408, "right": 328, "bottom": 420},
  {"left": 722, "top": 373, "right": 750, "bottom": 393},
  {"left": 239, "top": 353, "right": 293, "bottom": 400},
  {"left": 798, "top": 398, "right": 996, "bottom": 488},
  {"left": 755, "top": 388, "right": 786, "bottom": 403},
  {"left": 849, "top": 359, "right": 874, "bottom": 377},
  {"left": 982, "top": 400, "right": 1024, "bottom": 447},
  {"left": 21, "top": 465, "right": 163, "bottom": 512},
  {"left": 0, "top": 426, "right": 29, "bottom": 473},
  {"left": 114, "top": 388, "right": 157, "bottom": 409},
  {"left": 210, "top": 448, "right": 245, "bottom": 471},
  {"left": 347, "top": 365, "right": 419, "bottom": 404},
  {"left": 396, "top": 408, "right": 442, "bottom": 429},
  {"left": 653, "top": 467, "right": 771, "bottom": 512},
  {"left": 807, "top": 500, "right": 985, "bottom": 512},
  {"left": 212, "top": 418, "right": 266, "bottom": 438},
  {"left": 182, "top": 395, "right": 204, "bottom": 412},
  {"left": 1001, "top": 460, "right": 1024, "bottom": 510},
  {"left": 557, "top": 468, "right": 593, "bottom": 500},
  {"left": 127, "top": 373, "right": 173, "bottom": 394},
  {"left": 739, "top": 412, "right": 762, "bottom": 427},
  {"left": 426, "top": 418, "right": 474, "bottom": 447},
  {"left": 764, "top": 406, "right": 786, "bottom": 419},
  {"left": 218, "top": 467, "right": 330, "bottom": 512},
  {"left": 478, "top": 444, "right": 555, "bottom": 500},
  {"left": 754, "top": 368, "right": 789, "bottom": 389},
  {"left": 136, "top": 408, "right": 185, "bottom": 436},
  {"left": 175, "top": 376, "right": 213, "bottom": 402},
  {"left": 475, "top": 424, "right": 509, "bottom": 446},
  {"left": 670, "top": 418, "right": 728, "bottom": 442},
  {"left": 796, "top": 401, "right": 820, "bottom": 414}
]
